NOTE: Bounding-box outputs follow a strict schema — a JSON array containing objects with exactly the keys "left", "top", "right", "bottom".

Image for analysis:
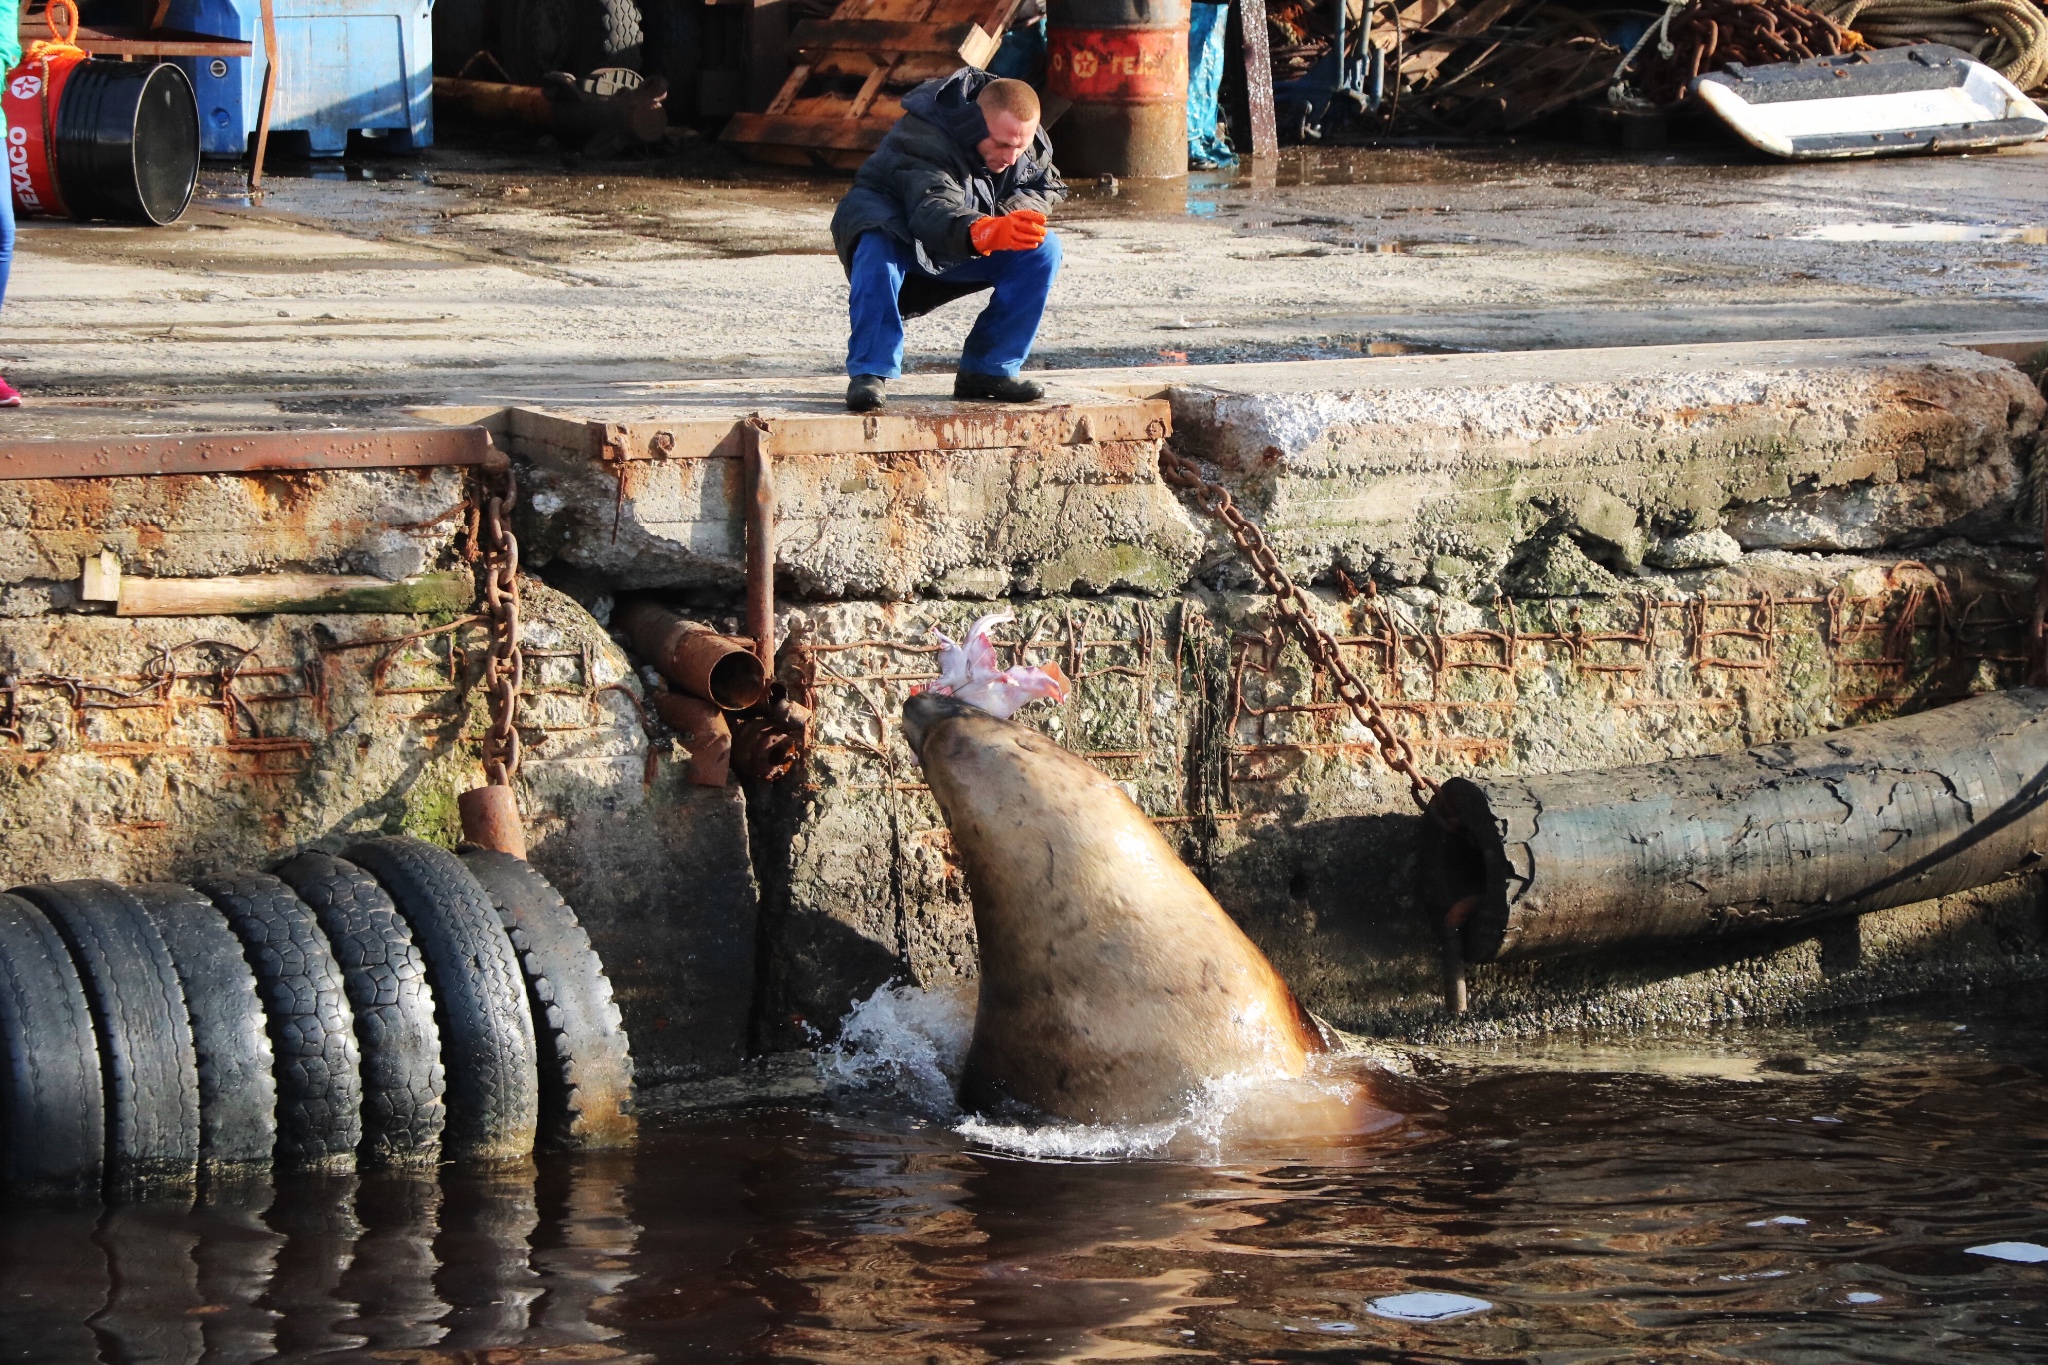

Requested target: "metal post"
[{"left": 742, "top": 415, "right": 775, "bottom": 669}]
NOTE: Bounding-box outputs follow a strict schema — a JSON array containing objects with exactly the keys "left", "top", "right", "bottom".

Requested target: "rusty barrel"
[
  {"left": 1047, "top": 0, "right": 1189, "bottom": 178},
  {"left": 1423, "top": 687, "right": 2048, "bottom": 963}
]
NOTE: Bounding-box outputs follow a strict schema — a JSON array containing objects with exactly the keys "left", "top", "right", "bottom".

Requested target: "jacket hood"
[{"left": 899, "top": 68, "right": 994, "bottom": 155}]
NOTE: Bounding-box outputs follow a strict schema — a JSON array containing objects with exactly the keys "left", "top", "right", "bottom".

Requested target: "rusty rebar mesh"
[
  {"left": 0, "top": 618, "right": 610, "bottom": 778},
  {"left": 1228, "top": 563, "right": 2029, "bottom": 790}
]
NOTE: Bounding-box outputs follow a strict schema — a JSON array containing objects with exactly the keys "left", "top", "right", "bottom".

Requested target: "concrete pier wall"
[{"left": 3, "top": 334, "right": 2043, "bottom": 1080}]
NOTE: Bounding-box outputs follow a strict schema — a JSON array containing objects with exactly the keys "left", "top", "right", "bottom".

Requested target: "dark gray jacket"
[{"left": 830, "top": 67, "right": 1066, "bottom": 277}]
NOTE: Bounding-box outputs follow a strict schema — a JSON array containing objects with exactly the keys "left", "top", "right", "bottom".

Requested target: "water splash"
[
  {"left": 820, "top": 979, "right": 974, "bottom": 1116},
  {"left": 823, "top": 981, "right": 1397, "bottom": 1162}
]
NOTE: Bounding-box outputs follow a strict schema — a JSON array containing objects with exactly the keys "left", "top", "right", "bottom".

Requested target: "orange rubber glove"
[{"left": 969, "top": 209, "right": 1048, "bottom": 254}]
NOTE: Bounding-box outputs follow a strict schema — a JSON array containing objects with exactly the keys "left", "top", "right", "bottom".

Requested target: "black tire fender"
[
  {"left": 197, "top": 873, "right": 363, "bottom": 1169},
  {"left": 276, "top": 852, "right": 447, "bottom": 1165},
  {"left": 460, "top": 850, "right": 635, "bottom": 1149},
  {"left": 130, "top": 883, "right": 278, "bottom": 1168},
  {"left": 0, "top": 892, "right": 104, "bottom": 1192},
  {"left": 12, "top": 880, "right": 200, "bottom": 1189},
  {"left": 346, "top": 837, "right": 538, "bottom": 1161}
]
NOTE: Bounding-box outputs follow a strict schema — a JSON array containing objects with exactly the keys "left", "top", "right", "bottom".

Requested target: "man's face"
[{"left": 977, "top": 109, "right": 1037, "bottom": 172}]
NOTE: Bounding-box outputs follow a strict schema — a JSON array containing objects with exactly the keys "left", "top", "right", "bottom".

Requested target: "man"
[{"left": 830, "top": 70, "right": 1066, "bottom": 413}]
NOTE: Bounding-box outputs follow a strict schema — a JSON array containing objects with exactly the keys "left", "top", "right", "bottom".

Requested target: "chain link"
[
  {"left": 1158, "top": 443, "right": 1438, "bottom": 811},
  {"left": 474, "top": 461, "right": 524, "bottom": 787}
]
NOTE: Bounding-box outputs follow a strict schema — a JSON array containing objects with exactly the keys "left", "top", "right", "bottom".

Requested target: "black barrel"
[
  {"left": 1424, "top": 687, "right": 2048, "bottom": 963},
  {"left": 54, "top": 59, "right": 199, "bottom": 226}
]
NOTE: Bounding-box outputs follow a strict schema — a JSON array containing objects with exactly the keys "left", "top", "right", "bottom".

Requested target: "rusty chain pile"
[
  {"left": 470, "top": 461, "right": 524, "bottom": 788},
  {"left": 1157, "top": 444, "right": 1438, "bottom": 811},
  {"left": 1619, "top": 0, "right": 1863, "bottom": 105}
]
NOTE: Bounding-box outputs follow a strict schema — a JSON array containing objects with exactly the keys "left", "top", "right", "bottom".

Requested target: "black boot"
[
  {"left": 954, "top": 371, "right": 1044, "bottom": 403},
  {"left": 846, "top": 374, "right": 887, "bottom": 412}
]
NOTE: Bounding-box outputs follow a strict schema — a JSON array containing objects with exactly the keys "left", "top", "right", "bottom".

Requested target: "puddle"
[{"left": 1794, "top": 223, "right": 2048, "bottom": 244}]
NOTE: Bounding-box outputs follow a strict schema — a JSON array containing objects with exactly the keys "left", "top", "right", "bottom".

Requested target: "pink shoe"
[{"left": 0, "top": 377, "right": 20, "bottom": 408}]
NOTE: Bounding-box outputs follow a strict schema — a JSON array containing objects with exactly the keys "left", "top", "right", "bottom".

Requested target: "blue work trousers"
[{"left": 845, "top": 229, "right": 1062, "bottom": 380}]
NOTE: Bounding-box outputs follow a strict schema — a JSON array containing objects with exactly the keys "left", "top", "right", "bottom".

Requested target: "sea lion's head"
[{"left": 902, "top": 690, "right": 991, "bottom": 761}]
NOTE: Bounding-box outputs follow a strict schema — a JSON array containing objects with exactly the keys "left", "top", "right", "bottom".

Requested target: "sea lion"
[{"left": 904, "top": 691, "right": 1337, "bottom": 1128}]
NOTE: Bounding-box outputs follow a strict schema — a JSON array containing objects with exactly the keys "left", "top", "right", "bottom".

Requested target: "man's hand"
[{"left": 970, "top": 209, "right": 1048, "bottom": 254}]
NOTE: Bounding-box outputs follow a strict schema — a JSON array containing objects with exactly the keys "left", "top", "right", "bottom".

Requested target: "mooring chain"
[
  {"left": 1157, "top": 444, "right": 1438, "bottom": 811},
  {"left": 475, "top": 460, "right": 524, "bottom": 787}
]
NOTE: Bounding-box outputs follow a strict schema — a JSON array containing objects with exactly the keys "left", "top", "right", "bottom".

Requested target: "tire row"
[{"left": 0, "top": 837, "right": 635, "bottom": 1195}]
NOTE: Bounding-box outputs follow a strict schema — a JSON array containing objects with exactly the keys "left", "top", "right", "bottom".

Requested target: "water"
[{"left": 5, "top": 993, "right": 2046, "bottom": 1362}]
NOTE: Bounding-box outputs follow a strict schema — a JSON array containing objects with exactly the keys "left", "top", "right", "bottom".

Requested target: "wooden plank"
[
  {"left": 1235, "top": 0, "right": 1278, "bottom": 158},
  {"left": 788, "top": 17, "right": 981, "bottom": 54},
  {"left": 722, "top": 110, "right": 897, "bottom": 151},
  {"left": 116, "top": 570, "right": 475, "bottom": 618},
  {"left": 1445, "top": 0, "right": 1523, "bottom": 35}
]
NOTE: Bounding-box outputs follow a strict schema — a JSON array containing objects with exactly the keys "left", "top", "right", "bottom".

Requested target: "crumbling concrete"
[
  {"left": 6, "top": 334, "right": 2044, "bottom": 1078},
  {"left": 0, "top": 579, "right": 753, "bottom": 1082}
]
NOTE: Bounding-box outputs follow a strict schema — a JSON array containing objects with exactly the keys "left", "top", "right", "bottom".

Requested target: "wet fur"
[{"left": 908, "top": 695, "right": 1324, "bottom": 1126}]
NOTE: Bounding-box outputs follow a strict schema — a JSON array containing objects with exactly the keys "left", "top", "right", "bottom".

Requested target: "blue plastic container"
[{"left": 166, "top": 0, "right": 433, "bottom": 157}]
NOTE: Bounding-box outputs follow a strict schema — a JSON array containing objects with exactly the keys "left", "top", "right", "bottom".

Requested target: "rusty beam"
[
  {"left": 589, "top": 400, "right": 1173, "bottom": 463},
  {"left": 0, "top": 426, "right": 499, "bottom": 481},
  {"left": 743, "top": 416, "right": 776, "bottom": 669}
]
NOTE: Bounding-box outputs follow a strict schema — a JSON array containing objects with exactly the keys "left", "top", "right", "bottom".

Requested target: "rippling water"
[{"left": 4, "top": 996, "right": 2046, "bottom": 1362}]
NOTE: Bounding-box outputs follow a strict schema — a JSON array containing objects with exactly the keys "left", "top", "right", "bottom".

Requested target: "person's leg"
[
  {"left": 0, "top": 182, "right": 18, "bottom": 407},
  {"left": 956, "top": 230, "right": 1062, "bottom": 379},
  {"left": 845, "top": 231, "right": 911, "bottom": 380}
]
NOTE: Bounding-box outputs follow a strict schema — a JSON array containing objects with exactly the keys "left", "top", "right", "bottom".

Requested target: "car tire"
[
  {"left": 461, "top": 850, "right": 635, "bottom": 1149},
  {"left": 12, "top": 880, "right": 200, "bottom": 1189},
  {"left": 0, "top": 892, "right": 104, "bottom": 1192},
  {"left": 197, "top": 873, "right": 362, "bottom": 1169},
  {"left": 346, "top": 837, "right": 538, "bottom": 1160},
  {"left": 130, "top": 883, "right": 278, "bottom": 1167},
  {"left": 275, "top": 852, "right": 447, "bottom": 1165}
]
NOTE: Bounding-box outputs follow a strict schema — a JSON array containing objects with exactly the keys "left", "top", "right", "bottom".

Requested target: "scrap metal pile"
[{"left": 1269, "top": 0, "right": 2048, "bottom": 138}]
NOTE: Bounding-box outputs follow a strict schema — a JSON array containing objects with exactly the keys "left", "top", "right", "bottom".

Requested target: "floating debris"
[
  {"left": 1967, "top": 1241, "right": 2048, "bottom": 1263},
  {"left": 1366, "top": 1292, "right": 1493, "bottom": 1321}
]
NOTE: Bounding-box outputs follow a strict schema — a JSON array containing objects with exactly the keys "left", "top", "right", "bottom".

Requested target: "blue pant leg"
[
  {"left": 0, "top": 161, "right": 15, "bottom": 314},
  {"left": 955, "top": 230, "right": 1062, "bottom": 379},
  {"left": 846, "top": 232, "right": 912, "bottom": 379}
]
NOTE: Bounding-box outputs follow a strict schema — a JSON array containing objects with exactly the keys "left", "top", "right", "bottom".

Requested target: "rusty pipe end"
[
  {"left": 654, "top": 691, "right": 732, "bottom": 786},
  {"left": 619, "top": 600, "right": 769, "bottom": 710},
  {"left": 459, "top": 784, "right": 527, "bottom": 859}
]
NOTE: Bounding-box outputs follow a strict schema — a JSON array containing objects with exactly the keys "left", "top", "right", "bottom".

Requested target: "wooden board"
[{"left": 723, "top": 0, "right": 1022, "bottom": 166}]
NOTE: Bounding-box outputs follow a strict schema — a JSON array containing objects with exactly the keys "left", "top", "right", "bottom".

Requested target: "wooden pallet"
[{"left": 723, "top": 0, "right": 1022, "bottom": 170}]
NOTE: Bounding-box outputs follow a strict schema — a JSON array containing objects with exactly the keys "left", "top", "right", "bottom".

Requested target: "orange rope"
[{"left": 25, "top": 0, "right": 83, "bottom": 63}]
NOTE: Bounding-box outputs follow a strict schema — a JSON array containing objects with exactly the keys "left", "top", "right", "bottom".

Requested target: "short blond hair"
[{"left": 978, "top": 77, "right": 1041, "bottom": 123}]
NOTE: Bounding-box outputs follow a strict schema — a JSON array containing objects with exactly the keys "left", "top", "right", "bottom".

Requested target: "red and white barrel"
[
  {"left": 4, "top": 50, "right": 86, "bottom": 217},
  {"left": 1047, "top": 0, "right": 1190, "bottom": 178}
]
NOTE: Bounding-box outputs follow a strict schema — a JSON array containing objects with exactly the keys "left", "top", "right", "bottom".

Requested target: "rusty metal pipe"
[
  {"left": 742, "top": 416, "right": 775, "bottom": 670},
  {"left": 458, "top": 784, "right": 527, "bottom": 859},
  {"left": 617, "top": 601, "right": 768, "bottom": 711},
  {"left": 653, "top": 692, "right": 732, "bottom": 786},
  {"left": 1423, "top": 687, "right": 2048, "bottom": 964}
]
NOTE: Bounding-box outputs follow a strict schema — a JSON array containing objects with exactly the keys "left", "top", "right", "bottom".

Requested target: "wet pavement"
[
  {"left": 5, "top": 135, "right": 2043, "bottom": 401},
  {"left": 3, "top": 996, "right": 2045, "bottom": 1361}
]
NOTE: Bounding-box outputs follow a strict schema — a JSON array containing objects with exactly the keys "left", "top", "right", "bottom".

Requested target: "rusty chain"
[
  {"left": 1158, "top": 444, "right": 1438, "bottom": 811},
  {"left": 472, "top": 460, "right": 524, "bottom": 787}
]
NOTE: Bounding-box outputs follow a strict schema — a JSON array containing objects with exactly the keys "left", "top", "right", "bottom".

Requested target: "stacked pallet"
[{"left": 724, "top": 0, "right": 1024, "bottom": 168}]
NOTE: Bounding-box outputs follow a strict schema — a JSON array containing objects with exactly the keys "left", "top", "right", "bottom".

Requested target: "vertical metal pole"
[
  {"left": 1235, "top": 0, "right": 1278, "bottom": 157},
  {"left": 742, "top": 416, "right": 775, "bottom": 669},
  {"left": 1332, "top": 0, "right": 1345, "bottom": 98},
  {"left": 250, "top": 0, "right": 279, "bottom": 191}
]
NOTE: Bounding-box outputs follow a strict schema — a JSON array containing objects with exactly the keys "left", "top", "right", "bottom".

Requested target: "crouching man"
[{"left": 830, "top": 71, "right": 1066, "bottom": 412}]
